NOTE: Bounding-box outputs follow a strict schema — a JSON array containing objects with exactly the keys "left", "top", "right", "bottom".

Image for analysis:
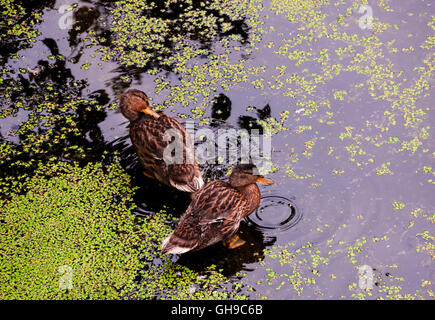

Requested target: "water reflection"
[
  {"left": 107, "top": 65, "right": 147, "bottom": 97},
  {"left": 69, "top": 5, "right": 101, "bottom": 47},
  {"left": 0, "top": 35, "right": 109, "bottom": 189},
  {"left": 0, "top": 0, "right": 56, "bottom": 64},
  {"left": 119, "top": 0, "right": 250, "bottom": 72},
  {"left": 38, "top": 38, "right": 73, "bottom": 82},
  {"left": 238, "top": 104, "right": 271, "bottom": 134},
  {"left": 211, "top": 93, "right": 232, "bottom": 124}
]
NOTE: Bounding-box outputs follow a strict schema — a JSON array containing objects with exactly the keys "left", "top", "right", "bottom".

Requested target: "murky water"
[{"left": 1, "top": 0, "right": 434, "bottom": 299}]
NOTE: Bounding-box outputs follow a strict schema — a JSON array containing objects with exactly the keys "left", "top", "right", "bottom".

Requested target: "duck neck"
[{"left": 236, "top": 183, "right": 261, "bottom": 217}]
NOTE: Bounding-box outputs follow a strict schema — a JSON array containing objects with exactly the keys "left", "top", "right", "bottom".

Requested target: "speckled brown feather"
[
  {"left": 129, "top": 111, "right": 201, "bottom": 192},
  {"left": 164, "top": 180, "right": 256, "bottom": 252},
  {"left": 120, "top": 89, "right": 202, "bottom": 192}
]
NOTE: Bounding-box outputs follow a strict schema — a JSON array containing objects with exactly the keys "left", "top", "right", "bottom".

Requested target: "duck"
[
  {"left": 119, "top": 89, "right": 203, "bottom": 192},
  {"left": 161, "top": 164, "right": 274, "bottom": 254}
]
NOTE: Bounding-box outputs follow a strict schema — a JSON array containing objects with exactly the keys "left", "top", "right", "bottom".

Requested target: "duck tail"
[
  {"left": 161, "top": 234, "right": 192, "bottom": 254},
  {"left": 193, "top": 175, "right": 204, "bottom": 190},
  {"left": 169, "top": 175, "right": 204, "bottom": 193}
]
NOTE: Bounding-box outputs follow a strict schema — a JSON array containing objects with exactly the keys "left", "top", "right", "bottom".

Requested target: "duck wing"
[
  {"left": 161, "top": 181, "right": 248, "bottom": 253},
  {"left": 130, "top": 114, "right": 203, "bottom": 191},
  {"left": 130, "top": 114, "right": 187, "bottom": 161}
]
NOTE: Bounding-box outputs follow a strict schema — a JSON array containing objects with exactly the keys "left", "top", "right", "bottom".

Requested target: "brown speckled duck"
[
  {"left": 161, "top": 164, "right": 274, "bottom": 254},
  {"left": 119, "top": 89, "right": 203, "bottom": 192}
]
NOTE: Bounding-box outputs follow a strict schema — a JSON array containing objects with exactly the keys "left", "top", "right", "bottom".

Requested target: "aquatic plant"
[
  {"left": 104, "top": 0, "right": 265, "bottom": 116},
  {"left": 0, "top": 161, "right": 140, "bottom": 299},
  {"left": 0, "top": 55, "right": 107, "bottom": 197},
  {"left": 0, "top": 0, "right": 42, "bottom": 63},
  {"left": 1, "top": 0, "right": 434, "bottom": 301},
  {"left": 0, "top": 161, "right": 246, "bottom": 299}
]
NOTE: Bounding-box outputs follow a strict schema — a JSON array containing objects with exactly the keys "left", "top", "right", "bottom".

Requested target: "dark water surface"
[{"left": 1, "top": 0, "right": 434, "bottom": 299}]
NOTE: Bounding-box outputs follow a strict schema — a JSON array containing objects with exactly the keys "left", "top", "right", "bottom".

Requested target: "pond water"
[{"left": 1, "top": 0, "right": 434, "bottom": 299}]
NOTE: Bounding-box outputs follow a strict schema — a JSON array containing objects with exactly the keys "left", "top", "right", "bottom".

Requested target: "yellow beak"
[
  {"left": 141, "top": 108, "right": 160, "bottom": 119},
  {"left": 256, "top": 177, "right": 274, "bottom": 185}
]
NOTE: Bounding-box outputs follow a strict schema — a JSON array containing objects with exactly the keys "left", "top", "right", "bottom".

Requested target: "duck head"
[
  {"left": 119, "top": 89, "right": 160, "bottom": 121},
  {"left": 229, "top": 164, "right": 274, "bottom": 187}
]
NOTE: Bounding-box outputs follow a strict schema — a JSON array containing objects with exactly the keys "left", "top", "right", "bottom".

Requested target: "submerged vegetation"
[{"left": 0, "top": 0, "right": 434, "bottom": 299}]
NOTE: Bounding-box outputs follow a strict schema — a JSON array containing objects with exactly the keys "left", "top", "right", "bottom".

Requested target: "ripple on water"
[{"left": 246, "top": 196, "right": 303, "bottom": 236}]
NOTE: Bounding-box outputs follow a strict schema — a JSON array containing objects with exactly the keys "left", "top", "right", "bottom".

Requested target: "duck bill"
[
  {"left": 256, "top": 176, "right": 274, "bottom": 185},
  {"left": 141, "top": 108, "right": 160, "bottom": 119}
]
